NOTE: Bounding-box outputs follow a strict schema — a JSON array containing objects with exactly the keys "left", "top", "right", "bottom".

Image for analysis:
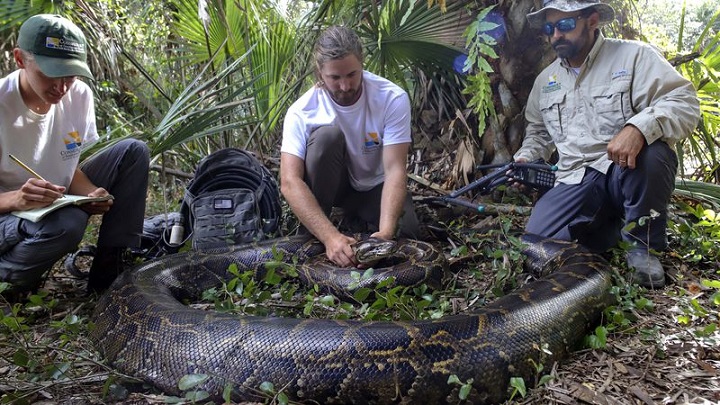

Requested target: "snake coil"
[{"left": 90, "top": 234, "right": 614, "bottom": 404}]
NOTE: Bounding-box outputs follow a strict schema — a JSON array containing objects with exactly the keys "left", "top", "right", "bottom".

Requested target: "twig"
[
  {"left": 407, "top": 173, "right": 448, "bottom": 194},
  {"left": 599, "top": 359, "right": 614, "bottom": 393},
  {"left": 149, "top": 164, "right": 193, "bottom": 179},
  {"left": 668, "top": 51, "right": 701, "bottom": 66}
]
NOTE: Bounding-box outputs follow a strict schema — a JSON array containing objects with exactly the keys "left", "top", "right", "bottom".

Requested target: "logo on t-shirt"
[
  {"left": 63, "top": 131, "right": 82, "bottom": 150},
  {"left": 363, "top": 132, "right": 381, "bottom": 154},
  {"left": 60, "top": 131, "right": 83, "bottom": 161}
]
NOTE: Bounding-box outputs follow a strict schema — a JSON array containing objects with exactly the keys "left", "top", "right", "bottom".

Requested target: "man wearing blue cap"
[
  {"left": 514, "top": 0, "right": 700, "bottom": 288},
  {"left": 0, "top": 15, "right": 150, "bottom": 298}
]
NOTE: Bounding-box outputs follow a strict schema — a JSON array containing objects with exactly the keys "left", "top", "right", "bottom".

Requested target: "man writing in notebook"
[{"left": 0, "top": 14, "right": 149, "bottom": 298}]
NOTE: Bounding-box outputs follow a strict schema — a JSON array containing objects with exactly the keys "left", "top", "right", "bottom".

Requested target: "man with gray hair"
[
  {"left": 515, "top": 1, "right": 700, "bottom": 288},
  {"left": 280, "top": 26, "right": 419, "bottom": 267},
  {"left": 0, "top": 14, "right": 149, "bottom": 299}
]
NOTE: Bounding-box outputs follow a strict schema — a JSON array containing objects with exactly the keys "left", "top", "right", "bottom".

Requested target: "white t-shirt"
[
  {"left": 0, "top": 70, "right": 98, "bottom": 192},
  {"left": 281, "top": 70, "right": 411, "bottom": 191}
]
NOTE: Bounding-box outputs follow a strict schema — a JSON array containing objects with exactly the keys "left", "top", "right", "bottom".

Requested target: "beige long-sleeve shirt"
[{"left": 515, "top": 34, "right": 700, "bottom": 185}]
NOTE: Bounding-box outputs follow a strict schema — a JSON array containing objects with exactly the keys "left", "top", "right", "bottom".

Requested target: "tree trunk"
[{"left": 481, "top": 0, "right": 551, "bottom": 165}]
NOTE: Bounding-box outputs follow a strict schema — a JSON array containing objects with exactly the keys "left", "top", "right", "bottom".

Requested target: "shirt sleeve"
[
  {"left": 625, "top": 44, "right": 700, "bottom": 145},
  {"left": 381, "top": 91, "right": 412, "bottom": 146},
  {"left": 514, "top": 77, "right": 556, "bottom": 162},
  {"left": 280, "top": 109, "right": 307, "bottom": 160},
  {"left": 78, "top": 81, "right": 99, "bottom": 149}
]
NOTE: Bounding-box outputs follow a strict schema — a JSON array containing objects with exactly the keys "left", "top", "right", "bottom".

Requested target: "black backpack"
[
  {"left": 179, "top": 148, "right": 282, "bottom": 251},
  {"left": 65, "top": 148, "right": 281, "bottom": 276}
]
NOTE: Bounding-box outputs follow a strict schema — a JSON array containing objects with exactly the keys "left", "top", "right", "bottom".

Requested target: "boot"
[
  {"left": 87, "top": 247, "right": 129, "bottom": 294},
  {"left": 627, "top": 249, "right": 665, "bottom": 289}
]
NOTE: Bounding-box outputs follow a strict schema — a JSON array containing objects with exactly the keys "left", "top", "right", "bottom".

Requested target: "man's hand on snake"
[{"left": 325, "top": 233, "right": 358, "bottom": 267}]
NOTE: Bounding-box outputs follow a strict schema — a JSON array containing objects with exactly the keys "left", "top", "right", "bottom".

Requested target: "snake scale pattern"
[{"left": 90, "top": 234, "right": 615, "bottom": 404}]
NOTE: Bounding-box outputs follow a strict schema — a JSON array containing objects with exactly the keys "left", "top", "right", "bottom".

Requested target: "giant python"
[{"left": 90, "top": 234, "right": 615, "bottom": 404}]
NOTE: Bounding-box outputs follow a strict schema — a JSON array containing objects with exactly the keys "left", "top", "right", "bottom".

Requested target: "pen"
[{"left": 8, "top": 154, "right": 47, "bottom": 182}]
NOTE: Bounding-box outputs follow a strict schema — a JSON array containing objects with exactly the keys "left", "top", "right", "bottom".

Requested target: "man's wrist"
[{"left": 374, "top": 226, "right": 397, "bottom": 240}]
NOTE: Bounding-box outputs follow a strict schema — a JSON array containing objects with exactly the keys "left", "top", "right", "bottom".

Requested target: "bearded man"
[
  {"left": 280, "top": 26, "right": 420, "bottom": 267},
  {"left": 515, "top": 0, "right": 700, "bottom": 288}
]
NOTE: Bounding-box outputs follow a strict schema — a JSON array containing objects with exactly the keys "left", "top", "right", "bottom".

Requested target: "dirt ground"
[{"left": 517, "top": 273, "right": 720, "bottom": 405}]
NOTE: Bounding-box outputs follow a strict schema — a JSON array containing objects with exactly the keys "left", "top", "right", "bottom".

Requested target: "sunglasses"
[{"left": 543, "top": 15, "right": 583, "bottom": 36}]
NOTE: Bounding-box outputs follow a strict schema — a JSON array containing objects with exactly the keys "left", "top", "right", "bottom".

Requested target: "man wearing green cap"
[
  {"left": 0, "top": 14, "right": 150, "bottom": 299},
  {"left": 514, "top": 0, "right": 700, "bottom": 288}
]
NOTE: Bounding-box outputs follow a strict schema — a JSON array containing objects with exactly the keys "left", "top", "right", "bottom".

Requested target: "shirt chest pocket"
[
  {"left": 590, "top": 79, "right": 634, "bottom": 136},
  {"left": 540, "top": 90, "right": 568, "bottom": 142}
]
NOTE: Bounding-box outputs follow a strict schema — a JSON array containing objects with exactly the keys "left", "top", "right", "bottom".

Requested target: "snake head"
[{"left": 352, "top": 237, "right": 398, "bottom": 264}]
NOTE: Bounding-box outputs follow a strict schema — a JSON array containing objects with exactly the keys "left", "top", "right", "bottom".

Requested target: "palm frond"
[
  {"left": 149, "top": 49, "right": 261, "bottom": 155},
  {"left": 675, "top": 178, "right": 720, "bottom": 209},
  {"left": 362, "top": 0, "right": 468, "bottom": 85}
]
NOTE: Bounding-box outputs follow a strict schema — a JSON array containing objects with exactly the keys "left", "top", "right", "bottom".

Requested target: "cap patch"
[{"left": 45, "top": 37, "right": 84, "bottom": 53}]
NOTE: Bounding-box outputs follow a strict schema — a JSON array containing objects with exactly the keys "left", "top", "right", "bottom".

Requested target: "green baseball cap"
[{"left": 18, "top": 14, "right": 93, "bottom": 80}]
